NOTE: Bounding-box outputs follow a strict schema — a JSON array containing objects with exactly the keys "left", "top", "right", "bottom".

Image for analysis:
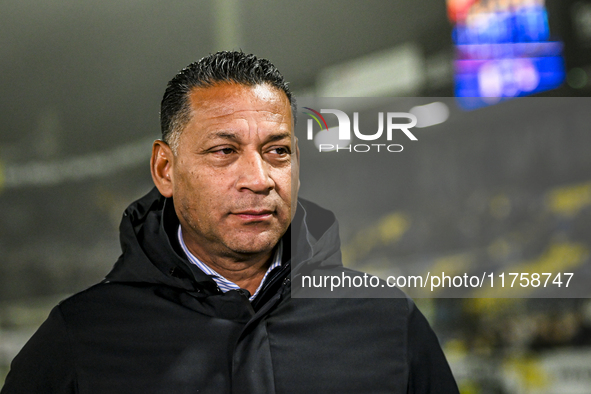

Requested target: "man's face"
[{"left": 161, "top": 83, "right": 298, "bottom": 261}]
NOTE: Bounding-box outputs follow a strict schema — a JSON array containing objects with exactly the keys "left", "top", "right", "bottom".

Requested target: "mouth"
[{"left": 232, "top": 209, "right": 275, "bottom": 222}]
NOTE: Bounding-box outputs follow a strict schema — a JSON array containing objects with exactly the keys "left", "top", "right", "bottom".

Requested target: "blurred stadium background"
[{"left": 2, "top": 0, "right": 591, "bottom": 392}]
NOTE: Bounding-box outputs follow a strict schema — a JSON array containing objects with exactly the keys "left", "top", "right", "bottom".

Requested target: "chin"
[{"left": 226, "top": 233, "right": 282, "bottom": 256}]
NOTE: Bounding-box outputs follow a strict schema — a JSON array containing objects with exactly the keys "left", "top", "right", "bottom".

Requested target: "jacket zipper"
[{"left": 251, "top": 263, "right": 291, "bottom": 310}]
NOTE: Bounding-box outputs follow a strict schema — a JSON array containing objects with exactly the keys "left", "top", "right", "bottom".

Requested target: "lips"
[{"left": 232, "top": 209, "right": 275, "bottom": 221}]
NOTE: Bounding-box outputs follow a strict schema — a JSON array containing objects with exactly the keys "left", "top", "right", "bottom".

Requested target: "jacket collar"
[{"left": 104, "top": 188, "right": 343, "bottom": 293}]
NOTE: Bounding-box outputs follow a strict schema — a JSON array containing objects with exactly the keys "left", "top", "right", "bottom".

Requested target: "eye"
[
  {"left": 270, "top": 146, "right": 291, "bottom": 155},
  {"left": 212, "top": 147, "right": 236, "bottom": 155}
]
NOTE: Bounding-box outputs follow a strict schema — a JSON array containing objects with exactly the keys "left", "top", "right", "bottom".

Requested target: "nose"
[{"left": 235, "top": 151, "right": 274, "bottom": 193}]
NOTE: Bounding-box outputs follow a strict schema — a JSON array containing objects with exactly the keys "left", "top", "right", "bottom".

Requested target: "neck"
[{"left": 179, "top": 228, "right": 277, "bottom": 295}]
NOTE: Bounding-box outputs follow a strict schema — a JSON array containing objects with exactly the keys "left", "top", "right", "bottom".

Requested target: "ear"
[{"left": 151, "top": 140, "right": 174, "bottom": 198}]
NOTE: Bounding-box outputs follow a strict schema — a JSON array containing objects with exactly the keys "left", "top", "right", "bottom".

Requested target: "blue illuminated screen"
[{"left": 448, "top": 0, "right": 566, "bottom": 109}]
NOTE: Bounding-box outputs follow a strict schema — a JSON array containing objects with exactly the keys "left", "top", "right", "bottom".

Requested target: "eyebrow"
[
  {"left": 206, "top": 131, "right": 292, "bottom": 143},
  {"left": 265, "top": 132, "right": 292, "bottom": 143},
  {"left": 206, "top": 132, "right": 241, "bottom": 142}
]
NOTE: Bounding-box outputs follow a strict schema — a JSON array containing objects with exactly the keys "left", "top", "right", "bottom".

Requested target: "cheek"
[
  {"left": 272, "top": 168, "right": 292, "bottom": 195},
  {"left": 291, "top": 165, "right": 299, "bottom": 190},
  {"left": 289, "top": 161, "right": 299, "bottom": 189},
  {"left": 173, "top": 167, "right": 205, "bottom": 206},
  {"left": 289, "top": 164, "right": 299, "bottom": 218},
  {"left": 177, "top": 169, "right": 229, "bottom": 207},
  {"left": 172, "top": 169, "right": 191, "bottom": 198},
  {"left": 273, "top": 172, "right": 294, "bottom": 220}
]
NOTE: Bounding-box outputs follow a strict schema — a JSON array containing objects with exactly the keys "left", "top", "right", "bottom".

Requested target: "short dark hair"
[{"left": 160, "top": 51, "right": 296, "bottom": 152}]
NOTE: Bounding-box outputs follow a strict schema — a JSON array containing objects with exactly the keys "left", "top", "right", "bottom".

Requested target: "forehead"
[{"left": 187, "top": 83, "right": 292, "bottom": 127}]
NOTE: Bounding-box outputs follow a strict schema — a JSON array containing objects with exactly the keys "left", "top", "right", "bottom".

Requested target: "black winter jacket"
[{"left": 2, "top": 188, "right": 459, "bottom": 393}]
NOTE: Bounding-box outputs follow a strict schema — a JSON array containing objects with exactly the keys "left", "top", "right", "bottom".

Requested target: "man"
[{"left": 2, "top": 51, "right": 459, "bottom": 393}]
